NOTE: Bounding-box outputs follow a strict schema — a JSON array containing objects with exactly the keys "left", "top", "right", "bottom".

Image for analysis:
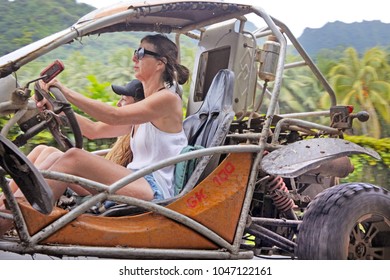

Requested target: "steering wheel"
[{"left": 33, "top": 82, "right": 83, "bottom": 151}]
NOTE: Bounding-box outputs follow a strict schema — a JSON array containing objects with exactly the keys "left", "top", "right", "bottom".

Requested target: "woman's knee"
[
  {"left": 28, "top": 144, "right": 48, "bottom": 157},
  {"left": 28, "top": 145, "right": 48, "bottom": 163},
  {"left": 63, "top": 147, "right": 85, "bottom": 158},
  {"left": 44, "top": 146, "right": 60, "bottom": 153},
  {"left": 33, "top": 144, "right": 49, "bottom": 152},
  {"left": 30, "top": 145, "right": 58, "bottom": 157},
  {"left": 51, "top": 148, "right": 86, "bottom": 170},
  {"left": 30, "top": 145, "right": 62, "bottom": 165}
]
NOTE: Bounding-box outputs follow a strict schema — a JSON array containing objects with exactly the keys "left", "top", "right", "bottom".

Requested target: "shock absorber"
[{"left": 266, "top": 175, "right": 295, "bottom": 214}]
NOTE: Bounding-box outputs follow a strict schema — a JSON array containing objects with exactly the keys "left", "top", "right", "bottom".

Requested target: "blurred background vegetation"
[{"left": 0, "top": 0, "right": 389, "bottom": 189}]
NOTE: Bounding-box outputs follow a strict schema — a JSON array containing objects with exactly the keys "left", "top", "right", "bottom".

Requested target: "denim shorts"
[{"left": 144, "top": 174, "right": 164, "bottom": 200}]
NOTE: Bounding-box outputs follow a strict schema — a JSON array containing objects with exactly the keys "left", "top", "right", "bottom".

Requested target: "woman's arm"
[
  {"left": 75, "top": 113, "right": 131, "bottom": 140},
  {"left": 41, "top": 80, "right": 182, "bottom": 140},
  {"left": 45, "top": 80, "right": 181, "bottom": 126}
]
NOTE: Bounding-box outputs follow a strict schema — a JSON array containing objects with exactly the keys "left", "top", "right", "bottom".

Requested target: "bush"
[{"left": 342, "top": 135, "right": 390, "bottom": 189}]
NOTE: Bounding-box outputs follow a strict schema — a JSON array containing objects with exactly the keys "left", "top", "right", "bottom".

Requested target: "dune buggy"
[{"left": 0, "top": 0, "right": 389, "bottom": 259}]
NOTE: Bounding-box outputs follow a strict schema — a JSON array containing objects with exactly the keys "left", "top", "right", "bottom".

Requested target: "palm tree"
[
  {"left": 326, "top": 47, "right": 390, "bottom": 138},
  {"left": 279, "top": 67, "right": 321, "bottom": 113}
]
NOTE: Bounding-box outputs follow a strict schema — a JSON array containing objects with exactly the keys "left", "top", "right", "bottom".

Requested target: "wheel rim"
[{"left": 348, "top": 214, "right": 390, "bottom": 260}]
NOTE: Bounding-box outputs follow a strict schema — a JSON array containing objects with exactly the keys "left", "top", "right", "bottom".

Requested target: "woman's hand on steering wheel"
[{"left": 33, "top": 79, "right": 83, "bottom": 150}]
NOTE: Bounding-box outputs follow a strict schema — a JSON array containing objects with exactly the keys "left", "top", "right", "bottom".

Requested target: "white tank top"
[{"left": 127, "top": 122, "right": 188, "bottom": 199}]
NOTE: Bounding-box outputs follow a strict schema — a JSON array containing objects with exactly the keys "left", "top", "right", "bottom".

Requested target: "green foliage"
[
  {"left": 342, "top": 135, "right": 390, "bottom": 189},
  {"left": 0, "top": 0, "right": 94, "bottom": 56},
  {"left": 326, "top": 47, "right": 390, "bottom": 138},
  {"left": 278, "top": 67, "right": 325, "bottom": 114},
  {"left": 344, "top": 135, "right": 390, "bottom": 167},
  {"left": 84, "top": 75, "right": 112, "bottom": 101},
  {"left": 281, "top": 46, "right": 390, "bottom": 139}
]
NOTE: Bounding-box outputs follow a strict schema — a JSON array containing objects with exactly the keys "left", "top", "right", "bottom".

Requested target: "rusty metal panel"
[{"left": 19, "top": 152, "right": 252, "bottom": 249}]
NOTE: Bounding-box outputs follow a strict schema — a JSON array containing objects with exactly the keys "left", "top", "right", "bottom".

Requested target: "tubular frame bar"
[
  {"left": 246, "top": 223, "right": 296, "bottom": 253},
  {"left": 272, "top": 118, "right": 340, "bottom": 144},
  {"left": 0, "top": 173, "right": 31, "bottom": 243},
  {"left": 0, "top": 240, "right": 253, "bottom": 260},
  {"left": 251, "top": 217, "right": 302, "bottom": 227}
]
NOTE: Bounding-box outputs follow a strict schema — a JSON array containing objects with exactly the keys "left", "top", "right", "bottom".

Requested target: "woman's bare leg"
[
  {"left": 47, "top": 148, "right": 154, "bottom": 201},
  {"left": 32, "top": 145, "right": 63, "bottom": 166},
  {"left": 24, "top": 144, "right": 48, "bottom": 163}
]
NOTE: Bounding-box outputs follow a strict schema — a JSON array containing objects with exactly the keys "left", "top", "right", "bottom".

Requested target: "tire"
[{"left": 296, "top": 182, "right": 390, "bottom": 259}]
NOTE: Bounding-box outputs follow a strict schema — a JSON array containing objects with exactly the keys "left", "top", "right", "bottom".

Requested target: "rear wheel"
[{"left": 296, "top": 183, "right": 390, "bottom": 259}]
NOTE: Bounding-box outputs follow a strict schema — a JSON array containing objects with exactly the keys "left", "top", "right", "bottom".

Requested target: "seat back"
[
  {"left": 184, "top": 69, "right": 235, "bottom": 147},
  {"left": 175, "top": 69, "right": 235, "bottom": 194}
]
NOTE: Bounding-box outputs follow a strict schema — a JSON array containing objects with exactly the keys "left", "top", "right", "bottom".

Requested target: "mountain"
[
  {"left": 0, "top": 0, "right": 94, "bottom": 56},
  {"left": 298, "top": 20, "right": 390, "bottom": 57}
]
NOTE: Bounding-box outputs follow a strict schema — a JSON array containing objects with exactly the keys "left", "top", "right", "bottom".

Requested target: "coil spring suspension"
[{"left": 266, "top": 176, "right": 295, "bottom": 213}]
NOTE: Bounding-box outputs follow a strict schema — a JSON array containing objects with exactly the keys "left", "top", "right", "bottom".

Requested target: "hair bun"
[{"left": 176, "top": 64, "right": 190, "bottom": 85}]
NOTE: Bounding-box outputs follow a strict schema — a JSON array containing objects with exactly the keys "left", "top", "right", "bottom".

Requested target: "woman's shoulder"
[{"left": 149, "top": 88, "right": 180, "bottom": 104}]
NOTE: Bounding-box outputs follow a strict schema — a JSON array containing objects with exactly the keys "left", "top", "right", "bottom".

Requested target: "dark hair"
[{"left": 141, "top": 34, "right": 189, "bottom": 88}]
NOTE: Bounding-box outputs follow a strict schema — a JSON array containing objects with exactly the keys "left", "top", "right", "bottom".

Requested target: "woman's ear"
[
  {"left": 156, "top": 59, "right": 166, "bottom": 70},
  {"left": 160, "top": 57, "right": 167, "bottom": 65}
]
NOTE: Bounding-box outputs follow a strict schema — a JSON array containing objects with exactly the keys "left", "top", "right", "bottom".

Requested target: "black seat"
[
  {"left": 102, "top": 69, "right": 235, "bottom": 216},
  {"left": 176, "top": 69, "right": 235, "bottom": 194},
  {"left": 184, "top": 69, "right": 235, "bottom": 148}
]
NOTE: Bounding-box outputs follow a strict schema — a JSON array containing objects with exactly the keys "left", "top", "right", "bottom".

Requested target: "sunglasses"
[{"left": 133, "top": 47, "right": 162, "bottom": 61}]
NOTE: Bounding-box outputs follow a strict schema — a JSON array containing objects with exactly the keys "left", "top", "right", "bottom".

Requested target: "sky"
[{"left": 77, "top": 0, "right": 389, "bottom": 37}]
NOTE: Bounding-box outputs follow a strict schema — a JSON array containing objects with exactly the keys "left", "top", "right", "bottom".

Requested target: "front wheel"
[{"left": 296, "top": 183, "right": 390, "bottom": 259}]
